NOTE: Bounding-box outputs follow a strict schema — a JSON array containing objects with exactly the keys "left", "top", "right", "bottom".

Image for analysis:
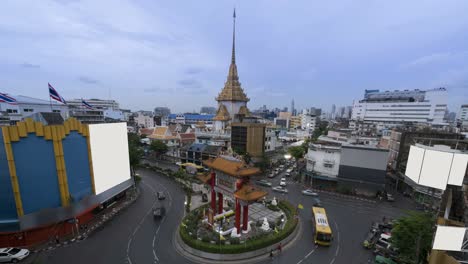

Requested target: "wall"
[
  {"left": 63, "top": 131, "right": 93, "bottom": 202},
  {"left": 12, "top": 134, "right": 62, "bottom": 215},
  {"left": 338, "top": 146, "right": 388, "bottom": 193},
  {"left": 306, "top": 146, "right": 341, "bottom": 178},
  {"left": 0, "top": 132, "right": 18, "bottom": 230}
]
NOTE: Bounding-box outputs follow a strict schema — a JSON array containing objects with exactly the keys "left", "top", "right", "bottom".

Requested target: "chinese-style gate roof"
[
  {"left": 203, "top": 156, "right": 260, "bottom": 178},
  {"left": 234, "top": 184, "right": 267, "bottom": 201}
]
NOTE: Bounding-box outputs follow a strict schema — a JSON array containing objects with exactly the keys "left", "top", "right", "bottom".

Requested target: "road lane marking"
[
  {"left": 152, "top": 248, "right": 159, "bottom": 261},
  {"left": 152, "top": 235, "right": 156, "bottom": 247}
]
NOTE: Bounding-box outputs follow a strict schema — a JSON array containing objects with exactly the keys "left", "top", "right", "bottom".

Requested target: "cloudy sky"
[{"left": 1, "top": 0, "right": 468, "bottom": 113}]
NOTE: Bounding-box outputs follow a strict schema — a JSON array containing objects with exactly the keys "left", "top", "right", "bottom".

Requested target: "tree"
[
  {"left": 255, "top": 154, "right": 271, "bottom": 172},
  {"left": 288, "top": 146, "right": 305, "bottom": 161},
  {"left": 150, "top": 140, "right": 169, "bottom": 158},
  {"left": 391, "top": 212, "right": 434, "bottom": 264},
  {"left": 128, "top": 132, "right": 141, "bottom": 146}
]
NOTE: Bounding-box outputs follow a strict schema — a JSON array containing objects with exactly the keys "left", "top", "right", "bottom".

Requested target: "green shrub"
[
  {"left": 337, "top": 185, "right": 353, "bottom": 195},
  {"left": 267, "top": 204, "right": 280, "bottom": 212}
]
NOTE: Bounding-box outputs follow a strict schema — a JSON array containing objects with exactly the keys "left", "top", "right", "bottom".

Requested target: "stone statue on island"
[{"left": 260, "top": 217, "right": 270, "bottom": 232}]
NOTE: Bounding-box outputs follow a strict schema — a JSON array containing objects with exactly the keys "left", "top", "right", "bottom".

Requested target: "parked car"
[
  {"left": 268, "top": 173, "right": 276, "bottom": 178},
  {"left": 157, "top": 192, "right": 166, "bottom": 200},
  {"left": 153, "top": 207, "right": 166, "bottom": 219},
  {"left": 386, "top": 194, "right": 395, "bottom": 202},
  {"left": 0, "top": 248, "right": 30, "bottom": 263},
  {"left": 256, "top": 179, "right": 272, "bottom": 187},
  {"left": 285, "top": 172, "right": 291, "bottom": 177},
  {"left": 279, "top": 178, "right": 287, "bottom": 187},
  {"left": 272, "top": 186, "right": 288, "bottom": 193},
  {"left": 301, "top": 189, "right": 319, "bottom": 196}
]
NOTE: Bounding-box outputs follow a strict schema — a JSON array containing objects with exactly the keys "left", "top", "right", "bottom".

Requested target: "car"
[
  {"left": 386, "top": 194, "right": 395, "bottom": 202},
  {"left": 268, "top": 173, "right": 276, "bottom": 178},
  {"left": 301, "top": 189, "right": 319, "bottom": 196},
  {"left": 0, "top": 248, "right": 30, "bottom": 263},
  {"left": 256, "top": 179, "right": 272, "bottom": 187},
  {"left": 153, "top": 207, "right": 166, "bottom": 219},
  {"left": 311, "top": 198, "right": 322, "bottom": 207},
  {"left": 157, "top": 192, "right": 166, "bottom": 200},
  {"left": 285, "top": 172, "right": 291, "bottom": 177},
  {"left": 272, "top": 186, "right": 288, "bottom": 193},
  {"left": 279, "top": 178, "right": 287, "bottom": 187}
]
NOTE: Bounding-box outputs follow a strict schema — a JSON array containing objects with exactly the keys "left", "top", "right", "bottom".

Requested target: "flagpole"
[{"left": 49, "top": 89, "right": 53, "bottom": 112}]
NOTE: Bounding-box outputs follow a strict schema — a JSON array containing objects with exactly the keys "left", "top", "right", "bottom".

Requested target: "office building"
[
  {"left": 458, "top": 104, "right": 468, "bottom": 129},
  {"left": 351, "top": 88, "right": 448, "bottom": 131},
  {"left": 231, "top": 118, "right": 266, "bottom": 158},
  {"left": 154, "top": 107, "right": 171, "bottom": 118},
  {"left": 0, "top": 95, "right": 69, "bottom": 125},
  {"left": 167, "top": 114, "right": 214, "bottom": 125},
  {"left": 337, "top": 144, "right": 388, "bottom": 195}
]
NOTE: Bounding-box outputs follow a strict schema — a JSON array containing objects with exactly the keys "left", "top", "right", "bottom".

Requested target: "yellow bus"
[
  {"left": 312, "top": 206, "right": 333, "bottom": 246},
  {"left": 180, "top": 163, "right": 205, "bottom": 175}
]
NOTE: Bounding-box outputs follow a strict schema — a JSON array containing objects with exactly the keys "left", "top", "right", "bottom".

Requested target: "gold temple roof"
[
  {"left": 213, "top": 104, "right": 231, "bottom": 121},
  {"left": 238, "top": 105, "right": 251, "bottom": 116}
]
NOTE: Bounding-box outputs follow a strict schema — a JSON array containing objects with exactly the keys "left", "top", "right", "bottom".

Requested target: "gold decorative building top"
[
  {"left": 238, "top": 105, "right": 251, "bottom": 116},
  {"left": 213, "top": 104, "right": 231, "bottom": 121},
  {"left": 216, "top": 9, "right": 249, "bottom": 103}
]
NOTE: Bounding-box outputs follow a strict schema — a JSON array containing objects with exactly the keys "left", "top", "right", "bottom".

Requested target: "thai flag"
[
  {"left": 0, "top": 93, "right": 17, "bottom": 105},
  {"left": 48, "top": 83, "right": 66, "bottom": 104},
  {"left": 82, "top": 99, "right": 94, "bottom": 109}
]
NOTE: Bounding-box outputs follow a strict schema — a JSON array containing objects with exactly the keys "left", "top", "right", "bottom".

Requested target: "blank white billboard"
[
  {"left": 89, "top": 123, "right": 131, "bottom": 195},
  {"left": 405, "top": 146, "right": 425, "bottom": 183},
  {"left": 448, "top": 153, "right": 468, "bottom": 186},
  {"left": 419, "top": 149, "right": 453, "bottom": 190},
  {"left": 433, "top": 226, "right": 465, "bottom": 251}
]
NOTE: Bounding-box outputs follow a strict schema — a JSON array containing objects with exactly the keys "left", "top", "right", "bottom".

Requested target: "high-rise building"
[
  {"left": 213, "top": 10, "right": 251, "bottom": 133},
  {"left": 291, "top": 99, "right": 295, "bottom": 116},
  {"left": 457, "top": 104, "right": 468, "bottom": 129},
  {"left": 351, "top": 88, "right": 448, "bottom": 130}
]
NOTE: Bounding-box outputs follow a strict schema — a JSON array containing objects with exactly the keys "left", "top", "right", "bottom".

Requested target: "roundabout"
[{"left": 35, "top": 163, "right": 412, "bottom": 264}]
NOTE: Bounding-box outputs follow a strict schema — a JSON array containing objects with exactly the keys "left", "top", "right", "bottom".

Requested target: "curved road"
[{"left": 36, "top": 168, "right": 412, "bottom": 264}]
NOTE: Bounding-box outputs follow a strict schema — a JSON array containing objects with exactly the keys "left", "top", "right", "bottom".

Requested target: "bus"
[
  {"left": 180, "top": 163, "right": 205, "bottom": 175},
  {"left": 312, "top": 206, "right": 333, "bottom": 246}
]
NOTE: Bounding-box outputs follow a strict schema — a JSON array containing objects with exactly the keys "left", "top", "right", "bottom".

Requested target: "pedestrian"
[
  {"left": 55, "top": 235, "right": 60, "bottom": 245},
  {"left": 277, "top": 243, "right": 282, "bottom": 253},
  {"left": 270, "top": 249, "right": 274, "bottom": 258}
]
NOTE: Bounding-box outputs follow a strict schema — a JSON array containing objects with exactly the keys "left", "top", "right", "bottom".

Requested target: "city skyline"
[{"left": 1, "top": 0, "right": 467, "bottom": 112}]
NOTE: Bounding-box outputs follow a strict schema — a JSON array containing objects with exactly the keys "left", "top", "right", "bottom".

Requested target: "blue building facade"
[{"left": 0, "top": 118, "right": 95, "bottom": 232}]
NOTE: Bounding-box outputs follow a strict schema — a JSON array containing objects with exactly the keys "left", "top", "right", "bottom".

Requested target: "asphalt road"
[
  {"left": 254, "top": 166, "right": 416, "bottom": 264},
  {"left": 32, "top": 166, "right": 416, "bottom": 264}
]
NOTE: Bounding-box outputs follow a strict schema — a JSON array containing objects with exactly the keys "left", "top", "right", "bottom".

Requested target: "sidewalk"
[{"left": 29, "top": 187, "right": 140, "bottom": 256}]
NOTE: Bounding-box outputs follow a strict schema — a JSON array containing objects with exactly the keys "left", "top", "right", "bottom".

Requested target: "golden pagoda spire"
[
  {"left": 216, "top": 8, "right": 249, "bottom": 103},
  {"left": 232, "top": 8, "right": 236, "bottom": 65}
]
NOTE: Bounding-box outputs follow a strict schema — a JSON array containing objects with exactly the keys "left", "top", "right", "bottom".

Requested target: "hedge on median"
[{"left": 179, "top": 200, "right": 298, "bottom": 254}]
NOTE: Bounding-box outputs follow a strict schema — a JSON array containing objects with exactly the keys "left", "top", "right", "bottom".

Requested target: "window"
[
  {"left": 53, "top": 110, "right": 61, "bottom": 113},
  {"left": 6, "top": 109, "right": 18, "bottom": 113},
  {"left": 323, "top": 163, "right": 333, "bottom": 168},
  {"left": 23, "top": 108, "right": 34, "bottom": 112}
]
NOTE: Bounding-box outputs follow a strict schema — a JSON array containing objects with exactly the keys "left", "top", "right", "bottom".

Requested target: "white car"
[
  {"left": 279, "top": 178, "right": 287, "bottom": 187},
  {"left": 301, "top": 189, "right": 319, "bottom": 196},
  {"left": 0, "top": 248, "right": 30, "bottom": 263},
  {"left": 272, "top": 186, "right": 288, "bottom": 193}
]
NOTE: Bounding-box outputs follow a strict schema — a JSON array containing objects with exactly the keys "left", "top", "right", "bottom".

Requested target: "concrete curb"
[{"left": 174, "top": 218, "right": 303, "bottom": 264}]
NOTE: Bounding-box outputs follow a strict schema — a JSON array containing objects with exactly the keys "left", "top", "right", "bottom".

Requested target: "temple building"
[
  {"left": 198, "top": 156, "right": 267, "bottom": 235},
  {"left": 213, "top": 10, "right": 252, "bottom": 133}
]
